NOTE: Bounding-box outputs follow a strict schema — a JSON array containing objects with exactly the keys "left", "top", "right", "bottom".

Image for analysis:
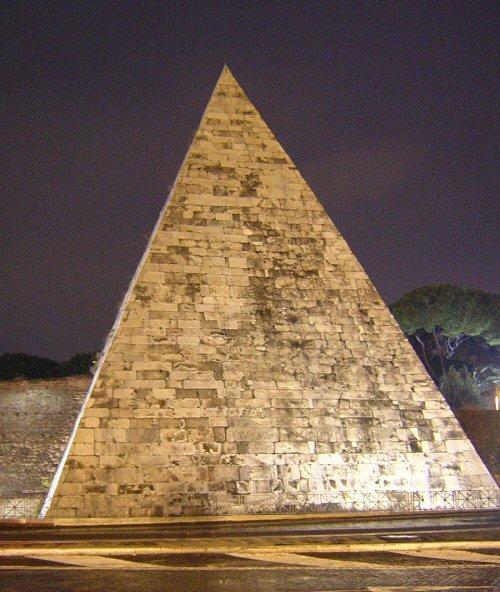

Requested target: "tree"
[
  {"left": 0, "top": 353, "right": 61, "bottom": 380},
  {"left": 391, "top": 285, "right": 499, "bottom": 381},
  {"left": 0, "top": 352, "right": 97, "bottom": 381},
  {"left": 439, "top": 367, "right": 484, "bottom": 410},
  {"left": 61, "top": 353, "right": 96, "bottom": 376},
  {"left": 390, "top": 285, "right": 499, "bottom": 408}
]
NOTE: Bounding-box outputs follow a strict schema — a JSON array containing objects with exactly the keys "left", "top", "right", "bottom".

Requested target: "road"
[{"left": 0, "top": 510, "right": 499, "bottom": 591}]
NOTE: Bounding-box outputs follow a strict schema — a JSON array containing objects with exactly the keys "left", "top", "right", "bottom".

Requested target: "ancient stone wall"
[
  {"left": 0, "top": 376, "right": 89, "bottom": 505},
  {"left": 47, "top": 67, "right": 497, "bottom": 518}
]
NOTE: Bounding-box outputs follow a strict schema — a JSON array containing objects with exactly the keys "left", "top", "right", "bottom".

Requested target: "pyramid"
[{"left": 45, "top": 67, "right": 497, "bottom": 517}]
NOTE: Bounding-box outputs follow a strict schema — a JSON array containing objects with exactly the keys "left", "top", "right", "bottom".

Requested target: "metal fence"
[
  {"left": 1, "top": 489, "right": 499, "bottom": 519},
  {"left": 0, "top": 497, "right": 43, "bottom": 519}
]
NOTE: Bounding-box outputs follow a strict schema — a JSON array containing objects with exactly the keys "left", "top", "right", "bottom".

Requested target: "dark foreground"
[{"left": 1, "top": 510, "right": 499, "bottom": 591}]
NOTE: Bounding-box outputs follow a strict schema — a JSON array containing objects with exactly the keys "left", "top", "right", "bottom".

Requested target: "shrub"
[{"left": 439, "top": 367, "right": 484, "bottom": 410}]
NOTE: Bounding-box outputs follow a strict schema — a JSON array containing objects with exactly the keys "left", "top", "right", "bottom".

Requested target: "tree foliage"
[
  {"left": 61, "top": 353, "right": 95, "bottom": 376},
  {"left": 391, "top": 284, "right": 499, "bottom": 345},
  {"left": 439, "top": 367, "right": 484, "bottom": 410},
  {"left": 0, "top": 353, "right": 61, "bottom": 381},
  {"left": 0, "top": 352, "right": 96, "bottom": 381},
  {"left": 391, "top": 285, "right": 499, "bottom": 409}
]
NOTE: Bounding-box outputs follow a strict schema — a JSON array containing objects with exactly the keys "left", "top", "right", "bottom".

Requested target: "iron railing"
[
  {"left": 0, "top": 496, "right": 43, "bottom": 519},
  {"left": 1, "top": 489, "right": 499, "bottom": 519}
]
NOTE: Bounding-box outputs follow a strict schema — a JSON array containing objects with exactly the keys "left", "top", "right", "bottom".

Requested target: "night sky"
[{"left": 2, "top": 2, "right": 498, "bottom": 361}]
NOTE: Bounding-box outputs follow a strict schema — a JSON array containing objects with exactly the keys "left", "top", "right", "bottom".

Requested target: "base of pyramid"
[{"left": 46, "top": 488, "right": 499, "bottom": 518}]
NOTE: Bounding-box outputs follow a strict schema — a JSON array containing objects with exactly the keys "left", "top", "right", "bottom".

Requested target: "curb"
[{"left": 0, "top": 540, "right": 499, "bottom": 557}]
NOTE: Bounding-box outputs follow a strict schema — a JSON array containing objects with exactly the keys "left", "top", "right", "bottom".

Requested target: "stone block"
[
  {"left": 73, "top": 429, "right": 95, "bottom": 443},
  {"left": 71, "top": 442, "right": 94, "bottom": 456},
  {"left": 274, "top": 442, "right": 310, "bottom": 454},
  {"left": 127, "top": 428, "right": 160, "bottom": 442},
  {"left": 211, "top": 466, "right": 240, "bottom": 481}
]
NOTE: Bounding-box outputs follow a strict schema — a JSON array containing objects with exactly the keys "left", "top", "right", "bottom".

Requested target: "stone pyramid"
[{"left": 45, "top": 67, "right": 497, "bottom": 518}]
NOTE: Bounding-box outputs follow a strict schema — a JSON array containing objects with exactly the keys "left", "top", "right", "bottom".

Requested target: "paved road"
[
  {"left": 1, "top": 511, "right": 498, "bottom": 591},
  {"left": 2, "top": 510, "right": 499, "bottom": 544},
  {"left": 1, "top": 547, "right": 499, "bottom": 591}
]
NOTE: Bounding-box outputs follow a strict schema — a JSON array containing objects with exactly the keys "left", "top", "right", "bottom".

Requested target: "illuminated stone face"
[{"left": 46, "top": 67, "right": 498, "bottom": 518}]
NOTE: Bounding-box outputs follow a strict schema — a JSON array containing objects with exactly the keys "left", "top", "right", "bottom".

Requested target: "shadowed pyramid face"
[{"left": 45, "top": 67, "right": 497, "bottom": 518}]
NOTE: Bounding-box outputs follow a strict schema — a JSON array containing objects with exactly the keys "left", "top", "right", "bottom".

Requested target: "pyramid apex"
[{"left": 217, "top": 63, "right": 240, "bottom": 85}]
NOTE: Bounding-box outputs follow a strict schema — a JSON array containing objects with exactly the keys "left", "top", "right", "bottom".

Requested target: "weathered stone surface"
[
  {"left": 47, "top": 67, "right": 497, "bottom": 518},
  {"left": 0, "top": 376, "right": 89, "bottom": 499}
]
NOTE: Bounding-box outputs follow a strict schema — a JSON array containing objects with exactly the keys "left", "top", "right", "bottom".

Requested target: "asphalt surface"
[
  {"left": 0, "top": 511, "right": 498, "bottom": 591},
  {"left": 1, "top": 553, "right": 499, "bottom": 591},
  {"left": 1, "top": 510, "right": 499, "bottom": 544}
]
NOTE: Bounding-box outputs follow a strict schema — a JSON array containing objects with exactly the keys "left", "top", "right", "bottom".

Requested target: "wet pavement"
[
  {"left": 2, "top": 509, "right": 499, "bottom": 544},
  {"left": 0, "top": 511, "right": 498, "bottom": 590},
  {"left": 0, "top": 551, "right": 499, "bottom": 591}
]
